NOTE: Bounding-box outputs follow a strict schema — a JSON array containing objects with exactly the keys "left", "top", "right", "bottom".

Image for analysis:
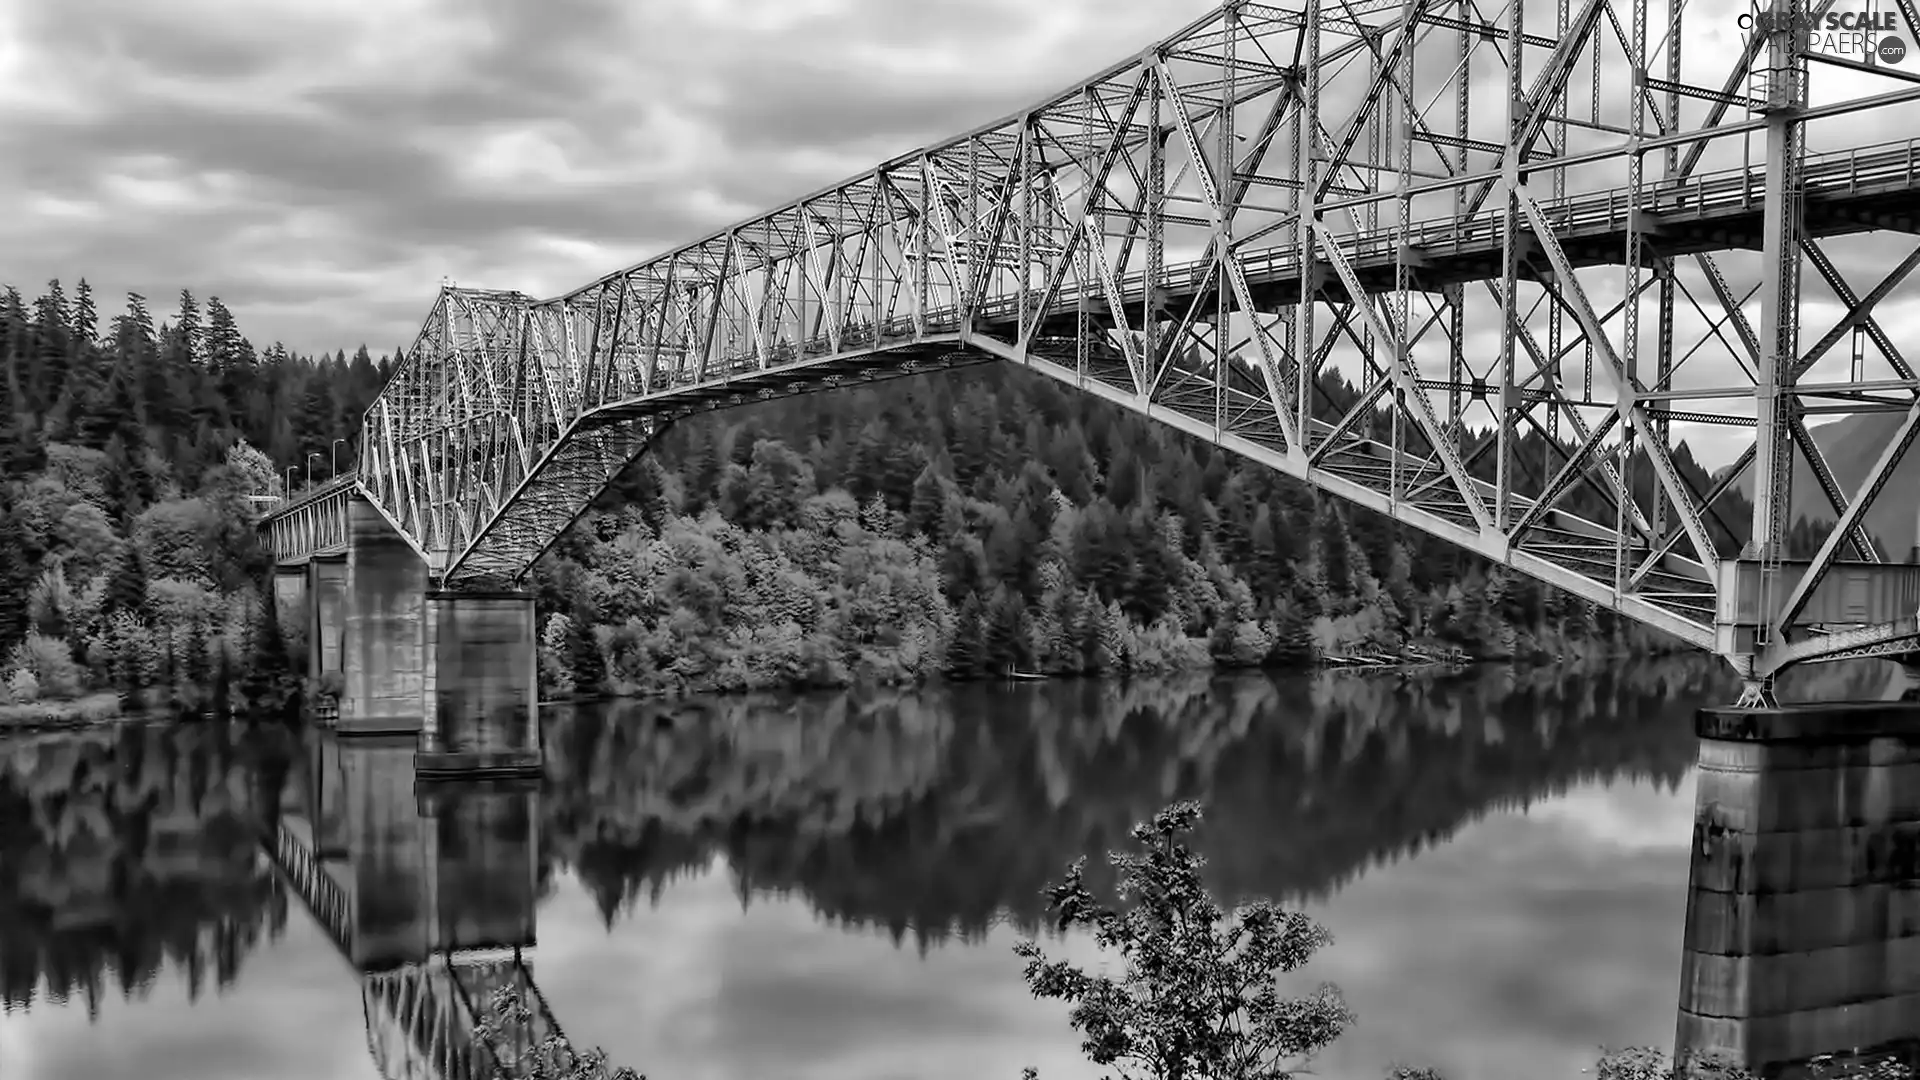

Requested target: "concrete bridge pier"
[
  {"left": 1674, "top": 702, "right": 1920, "bottom": 1078},
  {"left": 338, "top": 498, "right": 431, "bottom": 736},
  {"left": 275, "top": 494, "right": 542, "bottom": 777},
  {"left": 271, "top": 565, "right": 310, "bottom": 662},
  {"left": 419, "top": 589, "right": 542, "bottom": 778},
  {"left": 308, "top": 552, "right": 349, "bottom": 694}
]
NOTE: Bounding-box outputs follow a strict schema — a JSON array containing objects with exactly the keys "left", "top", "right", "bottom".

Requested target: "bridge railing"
[{"left": 262, "top": 470, "right": 359, "bottom": 523}]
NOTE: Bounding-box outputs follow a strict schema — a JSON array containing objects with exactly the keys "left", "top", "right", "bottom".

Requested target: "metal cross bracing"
[{"left": 270, "top": 0, "right": 1920, "bottom": 699}]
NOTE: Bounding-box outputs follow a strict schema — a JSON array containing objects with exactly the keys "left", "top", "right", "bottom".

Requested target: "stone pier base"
[
  {"left": 287, "top": 493, "right": 542, "bottom": 778},
  {"left": 272, "top": 565, "right": 309, "bottom": 661},
  {"left": 1676, "top": 702, "right": 1920, "bottom": 1078},
  {"left": 308, "top": 553, "right": 348, "bottom": 685},
  {"left": 418, "top": 590, "right": 541, "bottom": 778},
  {"left": 338, "top": 498, "right": 427, "bottom": 736}
]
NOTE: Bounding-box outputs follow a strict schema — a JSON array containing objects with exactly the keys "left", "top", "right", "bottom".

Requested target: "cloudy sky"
[
  {"left": 0, "top": 0, "right": 1209, "bottom": 354},
  {"left": 3, "top": 0, "right": 1919, "bottom": 470}
]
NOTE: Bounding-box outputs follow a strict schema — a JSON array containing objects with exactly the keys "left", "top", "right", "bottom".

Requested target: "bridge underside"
[{"left": 261, "top": 0, "right": 1920, "bottom": 693}]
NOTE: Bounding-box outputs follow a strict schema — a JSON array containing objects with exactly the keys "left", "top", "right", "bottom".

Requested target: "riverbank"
[{"left": 0, "top": 692, "right": 127, "bottom": 731}]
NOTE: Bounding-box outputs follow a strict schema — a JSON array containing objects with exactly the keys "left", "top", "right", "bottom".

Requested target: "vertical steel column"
[
  {"left": 1494, "top": 0, "right": 1524, "bottom": 531},
  {"left": 1217, "top": 8, "right": 1237, "bottom": 436},
  {"left": 1292, "top": 1, "right": 1320, "bottom": 443},
  {"left": 1653, "top": 0, "right": 1683, "bottom": 548},
  {"left": 1145, "top": 73, "right": 1166, "bottom": 384},
  {"left": 1749, "top": 0, "right": 1806, "bottom": 629},
  {"left": 1619, "top": 0, "right": 1651, "bottom": 591}
]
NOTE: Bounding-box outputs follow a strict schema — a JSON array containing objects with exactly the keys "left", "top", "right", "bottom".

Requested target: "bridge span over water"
[{"left": 264, "top": 0, "right": 1920, "bottom": 708}]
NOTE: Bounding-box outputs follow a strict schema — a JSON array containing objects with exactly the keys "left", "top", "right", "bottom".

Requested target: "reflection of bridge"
[
  {"left": 259, "top": 0, "right": 1920, "bottom": 703},
  {"left": 260, "top": 730, "right": 568, "bottom": 1080}
]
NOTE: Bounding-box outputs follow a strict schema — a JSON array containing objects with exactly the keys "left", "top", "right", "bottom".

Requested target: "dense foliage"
[
  {"left": 530, "top": 360, "right": 1724, "bottom": 695},
  {"left": 1015, "top": 801, "right": 1354, "bottom": 1080},
  {"left": 0, "top": 282, "right": 386, "bottom": 710},
  {"left": 2, "top": 276, "right": 1755, "bottom": 706}
]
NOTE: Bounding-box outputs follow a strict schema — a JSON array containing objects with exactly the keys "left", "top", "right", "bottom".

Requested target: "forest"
[{"left": 1, "top": 279, "right": 1742, "bottom": 709}]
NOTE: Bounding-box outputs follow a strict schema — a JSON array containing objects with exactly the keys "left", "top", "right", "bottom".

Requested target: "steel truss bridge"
[{"left": 264, "top": 0, "right": 1920, "bottom": 702}]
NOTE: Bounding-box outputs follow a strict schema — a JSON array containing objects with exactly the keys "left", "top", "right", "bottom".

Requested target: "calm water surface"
[{"left": 1, "top": 662, "right": 1738, "bottom": 1080}]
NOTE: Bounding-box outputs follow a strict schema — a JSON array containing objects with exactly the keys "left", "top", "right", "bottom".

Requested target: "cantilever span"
[{"left": 265, "top": 0, "right": 1920, "bottom": 695}]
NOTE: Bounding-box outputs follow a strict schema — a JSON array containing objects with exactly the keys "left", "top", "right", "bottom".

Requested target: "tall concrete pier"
[
  {"left": 1675, "top": 699, "right": 1920, "bottom": 1078},
  {"left": 271, "top": 493, "right": 542, "bottom": 778}
]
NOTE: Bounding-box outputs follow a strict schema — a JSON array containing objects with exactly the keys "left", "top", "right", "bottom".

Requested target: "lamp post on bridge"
[
  {"left": 285, "top": 467, "right": 297, "bottom": 501},
  {"left": 332, "top": 439, "right": 347, "bottom": 480},
  {"left": 306, "top": 452, "right": 321, "bottom": 492}
]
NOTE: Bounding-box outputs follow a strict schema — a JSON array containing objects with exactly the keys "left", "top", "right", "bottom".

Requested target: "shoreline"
[
  {"left": 0, "top": 692, "right": 131, "bottom": 732},
  {"left": 2, "top": 647, "right": 1701, "bottom": 733}
]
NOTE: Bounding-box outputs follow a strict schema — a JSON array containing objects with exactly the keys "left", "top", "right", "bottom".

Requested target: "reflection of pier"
[
  {"left": 1676, "top": 705, "right": 1920, "bottom": 1078},
  {"left": 261, "top": 730, "right": 565, "bottom": 1080}
]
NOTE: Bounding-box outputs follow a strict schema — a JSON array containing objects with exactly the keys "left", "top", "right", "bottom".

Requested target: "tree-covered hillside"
[
  {"left": 5, "top": 277, "right": 1728, "bottom": 706},
  {"left": 0, "top": 282, "right": 386, "bottom": 710}
]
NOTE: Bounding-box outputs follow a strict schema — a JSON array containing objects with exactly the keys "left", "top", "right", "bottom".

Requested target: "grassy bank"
[{"left": 0, "top": 692, "right": 126, "bottom": 730}]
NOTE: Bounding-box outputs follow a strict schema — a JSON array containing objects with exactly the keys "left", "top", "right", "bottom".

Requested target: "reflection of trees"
[
  {"left": 543, "top": 659, "right": 1725, "bottom": 947},
  {"left": 0, "top": 723, "right": 292, "bottom": 1014}
]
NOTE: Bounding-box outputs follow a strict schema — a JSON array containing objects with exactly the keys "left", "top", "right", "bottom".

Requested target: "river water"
[{"left": 1, "top": 661, "right": 1747, "bottom": 1080}]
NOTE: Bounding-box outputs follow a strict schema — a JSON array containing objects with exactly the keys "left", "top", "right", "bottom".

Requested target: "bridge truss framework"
[{"left": 267, "top": 0, "right": 1920, "bottom": 701}]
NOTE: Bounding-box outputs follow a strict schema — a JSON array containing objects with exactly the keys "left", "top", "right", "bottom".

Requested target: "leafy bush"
[
  {"left": 6, "top": 668, "right": 40, "bottom": 703},
  {"left": 8, "top": 633, "right": 85, "bottom": 699},
  {"left": 475, "top": 986, "right": 642, "bottom": 1080},
  {"left": 1015, "top": 801, "right": 1353, "bottom": 1080}
]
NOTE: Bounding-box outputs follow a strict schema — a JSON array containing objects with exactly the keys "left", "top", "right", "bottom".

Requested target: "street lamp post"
[
  {"left": 306, "top": 452, "right": 321, "bottom": 491},
  {"left": 285, "top": 467, "right": 297, "bottom": 500},
  {"left": 332, "top": 439, "right": 347, "bottom": 478}
]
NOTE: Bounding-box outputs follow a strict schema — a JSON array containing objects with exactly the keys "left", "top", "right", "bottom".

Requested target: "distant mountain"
[{"left": 1738, "top": 411, "right": 1920, "bottom": 557}]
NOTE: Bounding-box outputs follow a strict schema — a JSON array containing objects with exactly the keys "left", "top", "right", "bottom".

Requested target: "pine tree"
[
  {"left": 946, "top": 592, "right": 985, "bottom": 677},
  {"left": 0, "top": 504, "right": 31, "bottom": 652},
  {"left": 106, "top": 549, "right": 149, "bottom": 618}
]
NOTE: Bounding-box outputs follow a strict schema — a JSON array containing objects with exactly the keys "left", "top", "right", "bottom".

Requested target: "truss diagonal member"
[
  {"left": 1633, "top": 443, "right": 1754, "bottom": 586},
  {"left": 1764, "top": 615, "right": 1920, "bottom": 673},
  {"left": 1693, "top": 252, "right": 1761, "bottom": 368},
  {"left": 1227, "top": 267, "right": 1303, "bottom": 457},
  {"left": 1023, "top": 74, "right": 1153, "bottom": 348},
  {"left": 1507, "top": 410, "right": 1623, "bottom": 545},
  {"left": 1314, "top": 0, "right": 1436, "bottom": 202},
  {"left": 1677, "top": 34, "right": 1767, "bottom": 179},
  {"left": 1771, "top": 396, "right": 1920, "bottom": 638},
  {"left": 1513, "top": 186, "right": 1719, "bottom": 570},
  {"left": 1309, "top": 374, "right": 1394, "bottom": 467},
  {"left": 1796, "top": 239, "right": 1920, "bottom": 381},
  {"left": 1489, "top": 281, "right": 1653, "bottom": 540},
  {"left": 1311, "top": 222, "right": 1492, "bottom": 533},
  {"left": 1462, "top": 0, "right": 1606, "bottom": 217},
  {"left": 1789, "top": 413, "right": 1879, "bottom": 561},
  {"left": 448, "top": 415, "right": 666, "bottom": 584}
]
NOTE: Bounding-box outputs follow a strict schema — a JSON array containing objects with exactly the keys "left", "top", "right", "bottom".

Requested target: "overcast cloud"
[
  {"left": 3, "top": 0, "right": 1918, "bottom": 470},
  {"left": 0, "top": 0, "right": 1202, "bottom": 353}
]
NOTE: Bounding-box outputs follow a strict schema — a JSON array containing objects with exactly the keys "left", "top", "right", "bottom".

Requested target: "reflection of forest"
[
  {"left": 541, "top": 658, "right": 1808, "bottom": 945},
  {"left": 0, "top": 723, "right": 291, "bottom": 1012},
  {"left": 0, "top": 656, "right": 1886, "bottom": 1017}
]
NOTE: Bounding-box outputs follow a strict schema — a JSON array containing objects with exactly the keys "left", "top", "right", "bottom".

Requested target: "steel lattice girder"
[{"left": 324, "top": 0, "right": 1920, "bottom": 681}]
